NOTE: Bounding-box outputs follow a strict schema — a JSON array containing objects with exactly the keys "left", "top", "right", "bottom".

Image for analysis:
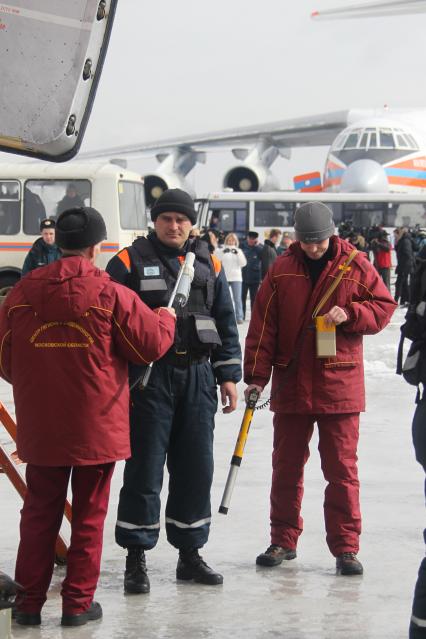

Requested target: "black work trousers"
[
  {"left": 242, "top": 281, "right": 260, "bottom": 319},
  {"left": 395, "top": 270, "right": 411, "bottom": 304},
  {"left": 410, "top": 398, "right": 426, "bottom": 638},
  {"left": 115, "top": 359, "right": 217, "bottom": 552}
]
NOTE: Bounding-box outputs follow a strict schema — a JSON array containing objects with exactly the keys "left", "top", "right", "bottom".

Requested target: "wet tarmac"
[{"left": 0, "top": 308, "right": 423, "bottom": 638}]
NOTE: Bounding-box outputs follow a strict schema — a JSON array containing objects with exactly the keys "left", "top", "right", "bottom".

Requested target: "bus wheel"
[{"left": 0, "top": 275, "right": 18, "bottom": 304}]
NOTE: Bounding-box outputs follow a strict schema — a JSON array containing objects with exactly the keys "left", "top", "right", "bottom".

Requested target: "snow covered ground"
[{"left": 0, "top": 307, "right": 424, "bottom": 639}]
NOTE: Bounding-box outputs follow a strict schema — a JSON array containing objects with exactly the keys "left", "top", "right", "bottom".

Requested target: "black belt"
[{"left": 162, "top": 350, "right": 209, "bottom": 368}]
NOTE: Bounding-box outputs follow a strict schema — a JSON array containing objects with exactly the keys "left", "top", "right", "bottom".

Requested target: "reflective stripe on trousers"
[{"left": 115, "top": 360, "right": 217, "bottom": 551}]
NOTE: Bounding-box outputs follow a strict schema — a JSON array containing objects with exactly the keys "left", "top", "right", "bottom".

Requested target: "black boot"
[
  {"left": 15, "top": 611, "right": 41, "bottom": 626},
  {"left": 61, "top": 601, "right": 102, "bottom": 627},
  {"left": 124, "top": 547, "right": 150, "bottom": 594},
  {"left": 176, "top": 549, "right": 223, "bottom": 585}
]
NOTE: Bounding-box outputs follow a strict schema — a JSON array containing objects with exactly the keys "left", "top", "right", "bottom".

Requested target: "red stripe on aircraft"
[
  {"left": 387, "top": 156, "right": 426, "bottom": 170},
  {"left": 387, "top": 176, "right": 426, "bottom": 187}
]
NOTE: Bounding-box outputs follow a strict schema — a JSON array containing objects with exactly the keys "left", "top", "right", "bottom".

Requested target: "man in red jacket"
[
  {"left": 244, "top": 202, "right": 397, "bottom": 576},
  {"left": 0, "top": 207, "right": 176, "bottom": 627}
]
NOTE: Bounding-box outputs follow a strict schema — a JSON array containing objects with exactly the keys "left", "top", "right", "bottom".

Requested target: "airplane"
[
  {"left": 78, "top": 0, "right": 426, "bottom": 204},
  {"left": 80, "top": 107, "right": 426, "bottom": 206},
  {"left": 311, "top": 0, "right": 426, "bottom": 20}
]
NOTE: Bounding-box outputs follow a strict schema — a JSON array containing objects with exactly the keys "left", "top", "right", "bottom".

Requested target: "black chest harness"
[{"left": 127, "top": 236, "right": 222, "bottom": 356}]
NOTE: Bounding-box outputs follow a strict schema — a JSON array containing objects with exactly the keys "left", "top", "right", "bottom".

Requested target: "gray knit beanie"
[{"left": 294, "top": 202, "right": 335, "bottom": 243}]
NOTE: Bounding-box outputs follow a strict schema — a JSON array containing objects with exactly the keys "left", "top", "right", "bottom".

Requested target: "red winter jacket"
[
  {"left": 0, "top": 257, "right": 175, "bottom": 465},
  {"left": 244, "top": 236, "right": 397, "bottom": 414}
]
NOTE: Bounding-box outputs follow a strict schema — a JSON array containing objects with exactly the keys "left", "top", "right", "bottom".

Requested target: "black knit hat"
[
  {"left": 150, "top": 188, "right": 196, "bottom": 225},
  {"left": 294, "top": 202, "right": 335, "bottom": 243},
  {"left": 55, "top": 207, "right": 107, "bottom": 250},
  {"left": 40, "top": 218, "right": 55, "bottom": 231}
]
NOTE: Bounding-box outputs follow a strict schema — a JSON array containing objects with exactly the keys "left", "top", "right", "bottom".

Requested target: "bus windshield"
[
  {"left": 23, "top": 179, "right": 91, "bottom": 235},
  {"left": 119, "top": 181, "right": 147, "bottom": 230}
]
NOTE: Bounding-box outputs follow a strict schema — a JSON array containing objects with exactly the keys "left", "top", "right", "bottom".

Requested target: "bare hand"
[
  {"left": 220, "top": 381, "right": 238, "bottom": 414},
  {"left": 159, "top": 307, "right": 176, "bottom": 318},
  {"left": 324, "top": 306, "right": 347, "bottom": 326},
  {"left": 244, "top": 384, "right": 263, "bottom": 402},
  {"left": 11, "top": 450, "right": 23, "bottom": 464}
]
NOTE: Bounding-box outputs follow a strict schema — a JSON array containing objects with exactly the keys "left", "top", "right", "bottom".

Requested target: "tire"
[{"left": 0, "top": 274, "right": 19, "bottom": 305}]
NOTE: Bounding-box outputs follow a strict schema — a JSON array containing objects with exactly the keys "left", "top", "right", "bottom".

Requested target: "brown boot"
[{"left": 256, "top": 545, "right": 297, "bottom": 567}]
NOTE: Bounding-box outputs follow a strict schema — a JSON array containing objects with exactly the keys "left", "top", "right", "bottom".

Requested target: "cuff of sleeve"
[{"left": 244, "top": 376, "right": 267, "bottom": 389}]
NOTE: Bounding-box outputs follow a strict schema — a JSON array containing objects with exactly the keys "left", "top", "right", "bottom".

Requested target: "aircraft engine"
[
  {"left": 223, "top": 163, "right": 280, "bottom": 192},
  {"left": 143, "top": 148, "right": 201, "bottom": 207},
  {"left": 223, "top": 141, "right": 284, "bottom": 192},
  {"left": 143, "top": 172, "right": 194, "bottom": 207}
]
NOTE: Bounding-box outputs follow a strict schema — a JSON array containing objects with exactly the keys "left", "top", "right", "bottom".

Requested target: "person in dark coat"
[
  {"left": 56, "top": 183, "right": 84, "bottom": 216},
  {"left": 395, "top": 227, "right": 415, "bottom": 306},
  {"left": 106, "top": 189, "right": 242, "bottom": 594},
  {"left": 261, "top": 228, "right": 282, "bottom": 279},
  {"left": 410, "top": 397, "right": 426, "bottom": 638},
  {"left": 21, "top": 218, "right": 61, "bottom": 276},
  {"left": 0, "top": 207, "right": 175, "bottom": 627},
  {"left": 244, "top": 202, "right": 396, "bottom": 576},
  {"left": 241, "top": 231, "right": 263, "bottom": 319}
]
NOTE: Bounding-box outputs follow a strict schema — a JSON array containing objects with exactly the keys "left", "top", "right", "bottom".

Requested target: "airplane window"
[
  {"left": 406, "top": 134, "right": 419, "bottom": 150},
  {"left": 396, "top": 134, "right": 409, "bottom": 148},
  {"left": 379, "top": 130, "right": 395, "bottom": 148},
  {"left": 369, "top": 132, "right": 378, "bottom": 148},
  {"left": 359, "top": 133, "right": 368, "bottom": 148},
  {"left": 343, "top": 132, "right": 361, "bottom": 149},
  {"left": 332, "top": 133, "right": 346, "bottom": 150}
]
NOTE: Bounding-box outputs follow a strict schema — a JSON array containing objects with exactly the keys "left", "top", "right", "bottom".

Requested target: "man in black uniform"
[{"left": 107, "top": 189, "right": 242, "bottom": 593}]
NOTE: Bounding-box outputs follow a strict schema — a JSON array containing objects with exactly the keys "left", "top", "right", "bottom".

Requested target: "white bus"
[
  {"left": 0, "top": 161, "right": 148, "bottom": 289},
  {"left": 196, "top": 191, "right": 426, "bottom": 239}
]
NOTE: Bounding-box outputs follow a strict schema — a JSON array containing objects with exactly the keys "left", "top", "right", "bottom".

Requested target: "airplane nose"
[{"left": 340, "top": 159, "right": 389, "bottom": 193}]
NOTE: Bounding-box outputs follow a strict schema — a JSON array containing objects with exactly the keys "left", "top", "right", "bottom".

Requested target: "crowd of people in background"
[
  {"left": 201, "top": 218, "right": 426, "bottom": 323},
  {"left": 19, "top": 208, "right": 426, "bottom": 323}
]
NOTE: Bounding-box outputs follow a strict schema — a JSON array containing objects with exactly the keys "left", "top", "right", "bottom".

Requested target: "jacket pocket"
[{"left": 323, "top": 358, "right": 357, "bottom": 369}]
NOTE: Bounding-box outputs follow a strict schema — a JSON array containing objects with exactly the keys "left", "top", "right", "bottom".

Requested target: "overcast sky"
[{"left": 5, "top": 0, "right": 426, "bottom": 193}]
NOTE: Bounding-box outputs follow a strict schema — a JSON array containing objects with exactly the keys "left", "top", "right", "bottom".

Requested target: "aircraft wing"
[
  {"left": 80, "top": 110, "right": 351, "bottom": 159},
  {"left": 311, "top": 0, "right": 426, "bottom": 19}
]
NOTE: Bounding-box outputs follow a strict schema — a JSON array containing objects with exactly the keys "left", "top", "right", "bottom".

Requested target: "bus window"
[
  {"left": 23, "top": 180, "right": 91, "bottom": 235},
  {"left": 205, "top": 201, "right": 248, "bottom": 235},
  {"left": 0, "top": 180, "right": 20, "bottom": 235},
  {"left": 119, "top": 181, "right": 147, "bottom": 230},
  {"left": 254, "top": 202, "right": 294, "bottom": 227},
  {"left": 393, "top": 202, "right": 426, "bottom": 227},
  {"left": 341, "top": 202, "right": 387, "bottom": 228}
]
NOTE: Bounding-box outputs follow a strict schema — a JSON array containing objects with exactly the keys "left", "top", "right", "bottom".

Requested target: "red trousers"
[
  {"left": 15, "top": 462, "right": 114, "bottom": 615},
  {"left": 270, "top": 413, "right": 361, "bottom": 556}
]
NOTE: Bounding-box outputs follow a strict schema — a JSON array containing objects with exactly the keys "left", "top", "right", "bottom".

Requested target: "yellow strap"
[{"left": 312, "top": 249, "right": 358, "bottom": 319}]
